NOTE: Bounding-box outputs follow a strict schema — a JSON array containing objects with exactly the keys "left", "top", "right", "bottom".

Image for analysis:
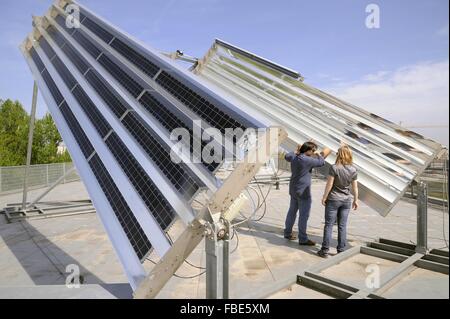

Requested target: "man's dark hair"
[{"left": 297, "top": 141, "right": 318, "bottom": 154}]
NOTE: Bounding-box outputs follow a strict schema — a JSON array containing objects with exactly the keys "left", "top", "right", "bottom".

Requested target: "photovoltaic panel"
[
  {"left": 59, "top": 102, "right": 94, "bottom": 158},
  {"left": 88, "top": 154, "right": 153, "bottom": 261},
  {"left": 109, "top": 38, "right": 160, "bottom": 78},
  {"left": 39, "top": 36, "right": 56, "bottom": 60},
  {"left": 30, "top": 47, "right": 46, "bottom": 72},
  {"left": 73, "top": 5, "right": 259, "bottom": 135},
  {"left": 51, "top": 55, "right": 77, "bottom": 89},
  {"left": 28, "top": 42, "right": 157, "bottom": 267},
  {"left": 71, "top": 86, "right": 112, "bottom": 138},
  {"left": 72, "top": 30, "right": 102, "bottom": 59},
  {"left": 85, "top": 70, "right": 129, "bottom": 118},
  {"left": 155, "top": 71, "right": 247, "bottom": 133},
  {"left": 51, "top": 13, "right": 227, "bottom": 173},
  {"left": 97, "top": 54, "right": 144, "bottom": 98},
  {"left": 42, "top": 22, "right": 208, "bottom": 198},
  {"left": 40, "top": 69, "right": 65, "bottom": 106},
  {"left": 138, "top": 91, "right": 220, "bottom": 172},
  {"left": 121, "top": 112, "right": 203, "bottom": 201},
  {"left": 46, "top": 25, "right": 66, "bottom": 47},
  {"left": 81, "top": 14, "right": 115, "bottom": 43},
  {"left": 22, "top": 1, "right": 268, "bottom": 291},
  {"left": 60, "top": 40, "right": 90, "bottom": 74},
  {"left": 46, "top": 25, "right": 130, "bottom": 118},
  {"left": 39, "top": 36, "right": 112, "bottom": 139},
  {"left": 37, "top": 25, "right": 189, "bottom": 231},
  {"left": 104, "top": 132, "right": 176, "bottom": 230},
  {"left": 78, "top": 12, "right": 160, "bottom": 78}
]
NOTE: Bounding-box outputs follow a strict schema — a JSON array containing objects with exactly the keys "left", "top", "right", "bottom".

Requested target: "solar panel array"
[{"left": 21, "top": 1, "right": 263, "bottom": 289}]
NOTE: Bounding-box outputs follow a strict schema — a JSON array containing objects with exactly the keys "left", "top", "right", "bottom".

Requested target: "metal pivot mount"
[
  {"left": 133, "top": 127, "right": 288, "bottom": 299},
  {"left": 205, "top": 217, "right": 230, "bottom": 299}
]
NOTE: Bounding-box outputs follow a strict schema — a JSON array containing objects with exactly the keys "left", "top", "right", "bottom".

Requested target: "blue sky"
[{"left": 0, "top": 0, "right": 448, "bottom": 144}]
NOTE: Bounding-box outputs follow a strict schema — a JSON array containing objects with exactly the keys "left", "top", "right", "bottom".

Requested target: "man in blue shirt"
[{"left": 284, "top": 141, "right": 331, "bottom": 245}]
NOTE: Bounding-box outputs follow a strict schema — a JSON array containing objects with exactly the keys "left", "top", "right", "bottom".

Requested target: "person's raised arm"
[
  {"left": 352, "top": 180, "right": 359, "bottom": 210},
  {"left": 320, "top": 147, "right": 332, "bottom": 159},
  {"left": 285, "top": 151, "right": 295, "bottom": 163},
  {"left": 321, "top": 175, "right": 335, "bottom": 206}
]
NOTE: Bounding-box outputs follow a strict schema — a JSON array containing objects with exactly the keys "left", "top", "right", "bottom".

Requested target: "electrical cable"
[
  {"left": 230, "top": 228, "right": 240, "bottom": 254},
  {"left": 251, "top": 177, "right": 273, "bottom": 222},
  {"left": 165, "top": 232, "right": 205, "bottom": 270},
  {"left": 145, "top": 257, "right": 206, "bottom": 279}
]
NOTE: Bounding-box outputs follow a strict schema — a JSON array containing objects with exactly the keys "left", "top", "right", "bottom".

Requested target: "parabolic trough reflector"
[{"left": 193, "top": 39, "right": 445, "bottom": 216}]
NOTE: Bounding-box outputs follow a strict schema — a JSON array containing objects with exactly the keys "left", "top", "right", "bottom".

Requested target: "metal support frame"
[
  {"left": 26, "top": 166, "right": 76, "bottom": 209},
  {"left": 296, "top": 238, "right": 448, "bottom": 299},
  {"left": 205, "top": 219, "right": 230, "bottom": 299},
  {"left": 3, "top": 200, "right": 95, "bottom": 223},
  {"left": 292, "top": 178, "right": 438, "bottom": 299},
  {"left": 416, "top": 181, "right": 428, "bottom": 253},
  {"left": 21, "top": 81, "right": 38, "bottom": 210},
  {"left": 10, "top": 82, "right": 90, "bottom": 222}
]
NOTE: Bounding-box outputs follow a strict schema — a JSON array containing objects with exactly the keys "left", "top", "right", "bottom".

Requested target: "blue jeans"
[
  {"left": 284, "top": 193, "right": 312, "bottom": 243},
  {"left": 321, "top": 199, "right": 351, "bottom": 253}
]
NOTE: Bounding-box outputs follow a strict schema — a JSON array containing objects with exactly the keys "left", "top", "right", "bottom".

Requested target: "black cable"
[
  {"left": 145, "top": 257, "right": 206, "bottom": 279},
  {"left": 230, "top": 228, "right": 240, "bottom": 254},
  {"left": 165, "top": 231, "right": 206, "bottom": 270},
  {"left": 251, "top": 178, "right": 272, "bottom": 222}
]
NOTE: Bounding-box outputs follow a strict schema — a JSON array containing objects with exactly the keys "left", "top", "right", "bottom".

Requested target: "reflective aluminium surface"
[{"left": 194, "top": 39, "right": 445, "bottom": 216}]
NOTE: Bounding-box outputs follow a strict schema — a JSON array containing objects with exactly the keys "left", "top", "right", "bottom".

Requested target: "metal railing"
[{"left": 0, "top": 162, "right": 79, "bottom": 195}]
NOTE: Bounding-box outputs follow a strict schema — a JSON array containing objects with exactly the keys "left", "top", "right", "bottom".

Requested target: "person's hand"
[
  {"left": 321, "top": 147, "right": 332, "bottom": 158},
  {"left": 352, "top": 200, "right": 359, "bottom": 210},
  {"left": 321, "top": 197, "right": 327, "bottom": 206}
]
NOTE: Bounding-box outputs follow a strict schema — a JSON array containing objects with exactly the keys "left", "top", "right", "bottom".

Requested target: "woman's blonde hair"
[{"left": 335, "top": 146, "right": 353, "bottom": 165}]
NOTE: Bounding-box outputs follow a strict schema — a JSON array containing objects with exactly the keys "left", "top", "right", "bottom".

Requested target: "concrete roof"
[{"left": 0, "top": 180, "right": 448, "bottom": 298}]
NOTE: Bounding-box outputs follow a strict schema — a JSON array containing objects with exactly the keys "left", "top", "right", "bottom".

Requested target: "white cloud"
[
  {"left": 327, "top": 60, "right": 449, "bottom": 146},
  {"left": 362, "top": 70, "right": 390, "bottom": 82}
]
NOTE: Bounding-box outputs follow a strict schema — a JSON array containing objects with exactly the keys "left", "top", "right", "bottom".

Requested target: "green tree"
[
  {"left": 32, "top": 113, "right": 65, "bottom": 164},
  {"left": 0, "top": 99, "right": 30, "bottom": 166},
  {"left": 0, "top": 99, "right": 71, "bottom": 166}
]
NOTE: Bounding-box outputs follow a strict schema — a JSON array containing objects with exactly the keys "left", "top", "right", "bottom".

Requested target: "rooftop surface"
[{"left": 0, "top": 178, "right": 448, "bottom": 299}]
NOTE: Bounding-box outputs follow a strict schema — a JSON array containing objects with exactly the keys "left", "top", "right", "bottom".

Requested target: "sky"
[{"left": 0, "top": 0, "right": 448, "bottom": 146}]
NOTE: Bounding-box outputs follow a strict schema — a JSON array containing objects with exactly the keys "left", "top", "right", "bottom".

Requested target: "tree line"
[{"left": 0, "top": 99, "right": 71, "bottom": 166}]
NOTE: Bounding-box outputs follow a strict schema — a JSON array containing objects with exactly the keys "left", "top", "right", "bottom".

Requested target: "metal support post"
[
  {"left": 416, "top": 181, "right": 428, "bottom": 253},
  {"left": 26, "top": 166, "right": 76, "bottom": 209},
  {"left": 205, "top": 220, "right": 230, "bottom": 299},
  {"left": 22, "top": 81, "right": 38, "bottom": 210}
]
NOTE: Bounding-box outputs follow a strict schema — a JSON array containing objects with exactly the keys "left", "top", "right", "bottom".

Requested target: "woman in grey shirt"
[{"left": 318, "top": 145, "right": 359, "bottom": 258}]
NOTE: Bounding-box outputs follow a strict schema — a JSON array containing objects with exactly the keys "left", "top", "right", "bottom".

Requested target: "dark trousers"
[{"left": 321, "top": 199, "right": 351, "bottom": 253}]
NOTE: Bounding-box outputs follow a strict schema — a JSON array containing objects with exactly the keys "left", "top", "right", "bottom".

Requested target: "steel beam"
[
  {"left": 416, "top": 181, "right": 428, "bottom": 253},
  {"left": 205, "top": 233, "right": 229, "bottom": 299},
  {"left": 21, "top": 81, "right": 39, "bottom": 210}
]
